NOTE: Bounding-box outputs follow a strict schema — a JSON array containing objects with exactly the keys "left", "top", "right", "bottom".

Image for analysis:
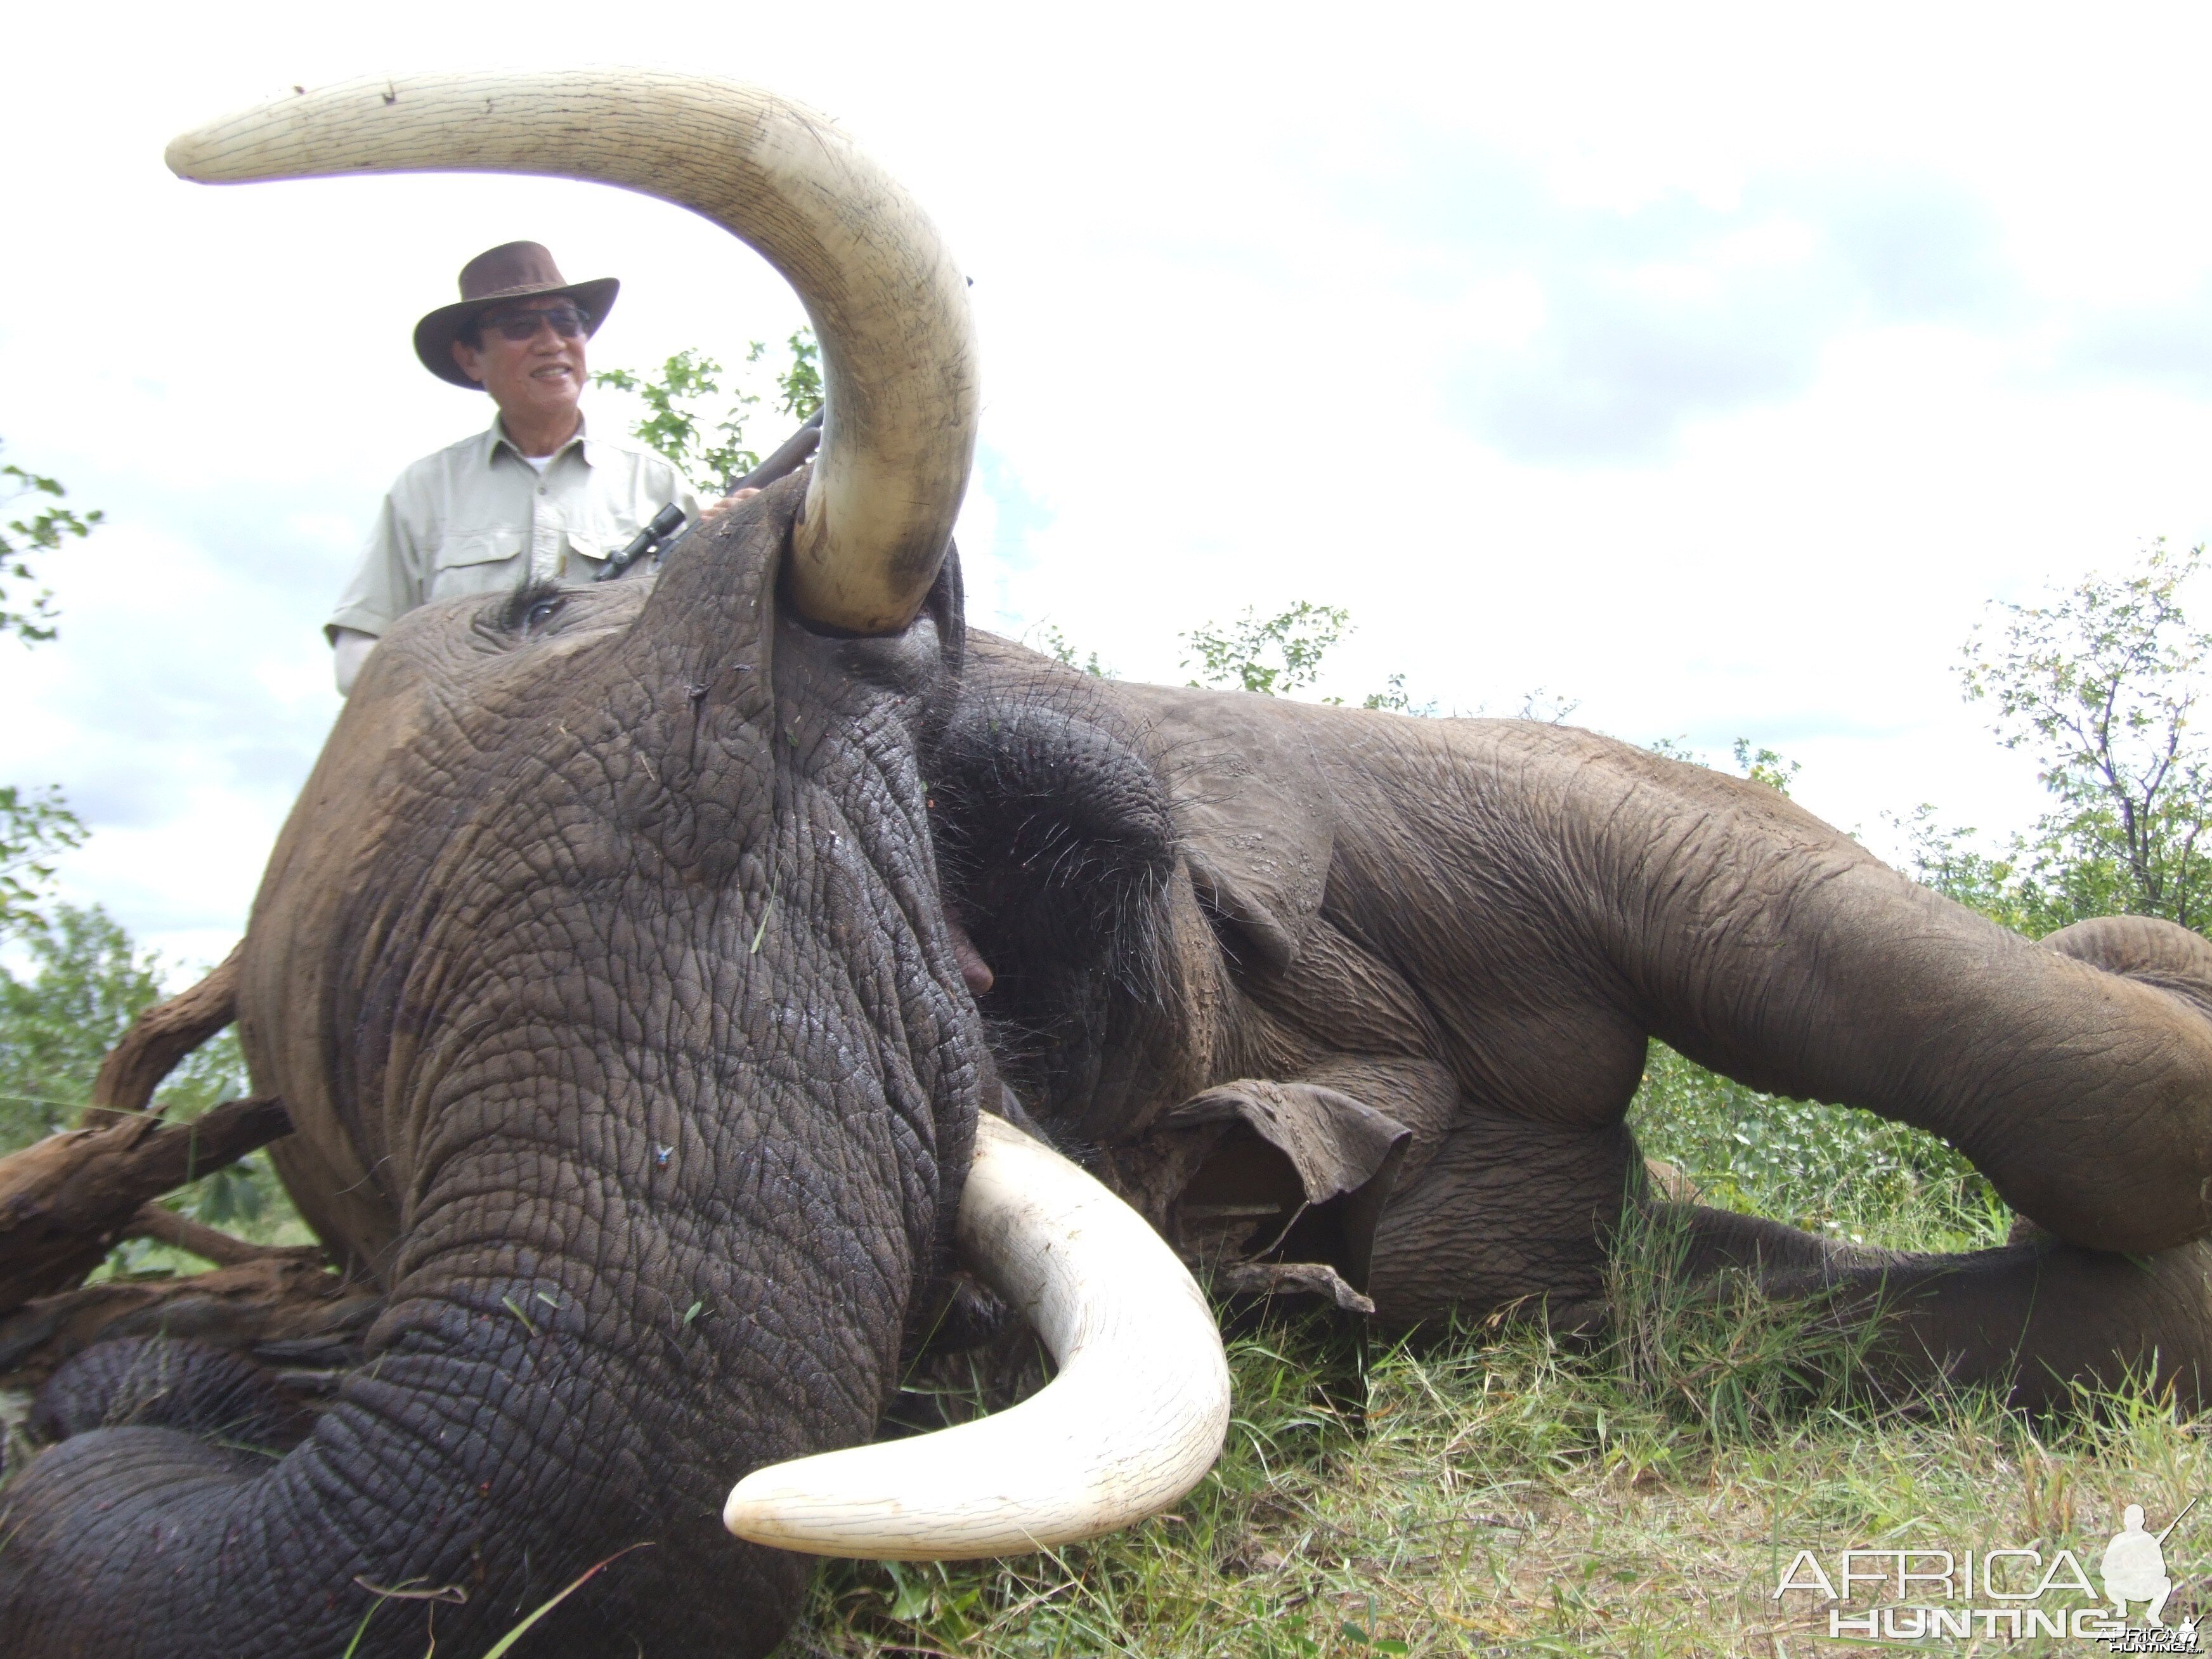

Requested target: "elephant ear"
[
  {"left": 1134, "top": 689, "right": 1336, "bottom": 975},
  {"left": 1162, "top": 1078, "right": 1412, "bottom": 1304}
]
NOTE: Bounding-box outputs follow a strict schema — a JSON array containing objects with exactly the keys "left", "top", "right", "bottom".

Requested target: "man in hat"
[{"left": 326, "top": 242, "right": 701, "bottom": 693}]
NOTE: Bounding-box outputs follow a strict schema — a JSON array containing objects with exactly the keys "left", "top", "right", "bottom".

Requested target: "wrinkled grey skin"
[
  {"left": 2, "top": 480, "right": 982, "bottom": 1656},
  {"left": 930, "top": 635, "right": 2212, "bottom": 1405},
  {"left": 10, "top": 467, "right": 2212, "bottom": 1655}
]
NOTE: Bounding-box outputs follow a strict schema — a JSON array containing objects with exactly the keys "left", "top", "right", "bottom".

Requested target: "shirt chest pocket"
[
  {"left": 428, "top": 528, "right": 527, "bottom": 601},
  {"left": 563, "top": 526, "right": 618, "bottom": 568}
]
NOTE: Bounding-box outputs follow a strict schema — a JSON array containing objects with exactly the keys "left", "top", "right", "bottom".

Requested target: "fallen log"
[
  {"left": 0, "top": 1251, "right": 379, "bottom": 1391},
  {"left": 81, "top": 942, "right": 242, "bottom": 1128},
  {"left": 0, "top": 1095, "right": 294, "bottom": 1313},
  {"left": 0, "top": 945, "right": 348, "bottom": 1395}
]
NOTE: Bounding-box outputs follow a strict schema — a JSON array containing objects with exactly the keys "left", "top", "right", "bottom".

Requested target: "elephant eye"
[{"left": 499, "top": 580, "right": 568, "bottom": 639}]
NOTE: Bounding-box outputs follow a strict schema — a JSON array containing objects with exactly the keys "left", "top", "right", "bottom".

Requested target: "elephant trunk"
[
  {"left": 166, "top": 70, "right": 979, "bottom": 635},
  {"left": 724, "top": 1113, "right": 1232, "bottom": 1559}
]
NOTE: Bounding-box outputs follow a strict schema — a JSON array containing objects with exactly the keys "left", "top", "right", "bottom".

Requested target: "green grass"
[
  {"left": 1629, "top": 1042, "right": 2010, "bottom": 1254},
  {"left": 787, "top": 1322, "right": 2212, "bottom": 1656},
  {"left": 778, "top": 1048, "right": 2206, "bottom": 1658}
]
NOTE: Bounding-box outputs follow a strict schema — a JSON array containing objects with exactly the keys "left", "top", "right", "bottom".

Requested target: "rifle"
[
  {"left": 592, "top": 502, "right": 687, "bottom": 582},
  {"left": 2157, "top": 1493, "right": 2202, "bottom": 1545},
  {"left": 724, "top": 407, "right": 822, "bottom": 495},
  {"left": 594, "top": 410, "right": 824, "bottom": 583}
]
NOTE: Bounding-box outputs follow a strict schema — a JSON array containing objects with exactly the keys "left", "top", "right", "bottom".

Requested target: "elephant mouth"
[{"left": 722, "top": 1113, "right": 1231, "bottom": 1558}]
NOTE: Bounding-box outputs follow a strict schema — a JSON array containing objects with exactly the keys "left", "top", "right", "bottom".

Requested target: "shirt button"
[{"left": 538, "top": 486, "right": 547, "bottom": 496}]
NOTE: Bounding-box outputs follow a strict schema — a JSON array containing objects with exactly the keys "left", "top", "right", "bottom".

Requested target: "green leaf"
[
  {"left": 776, "top": 329, "right": 823, "bottom": 419},
  {"left": 1951, "top": 537, "right": 2212, "bottom": 935},
  {"left": 0, "top": 443, "right": 102, "bottom": 647},
  {"left": 885, "top": 1561, "right": 934, "bottom": 1622},
  {"left": 1036, "top": 623, "right": 1116, "bottom": 679},
  {"left": 1181, "top": 602, "right": 1351, "bottom": 698},
  {"left": 0, "top": 784, "right": 86, "bottom": 940},
  {"left": 0, "top": 904, "right": 257, "bottom": 1174},
  {"left": 590, "top": 332, "right": 817, "bottom": 492}
]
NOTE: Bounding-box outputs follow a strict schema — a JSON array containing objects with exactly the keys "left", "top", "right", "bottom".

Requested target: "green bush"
[
  {"left": 1627, "top": 1041, "right": 2008, "bottom": 1254},
  {"left": 0, "top": 904, "right": 301, "bottom": 1251}
]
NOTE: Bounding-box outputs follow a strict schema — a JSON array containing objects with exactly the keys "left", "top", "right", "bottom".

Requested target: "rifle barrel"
[
  {"left": 725, "top": 409, "right": 822, "bottom": 495},
  {"left": 2156, "top": 1493, "right": 2201, "bottom": 1545}
]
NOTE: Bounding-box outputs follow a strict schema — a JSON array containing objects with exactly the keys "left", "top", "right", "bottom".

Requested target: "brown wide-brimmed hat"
[{"left": 413, "top": 242, "right": 619, "bottom": 390}]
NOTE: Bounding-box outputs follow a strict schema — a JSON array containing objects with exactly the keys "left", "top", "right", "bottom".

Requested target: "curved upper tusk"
[
  {"left": 722, "top": 1112, "right": 1232, "bottom": 1559},
  {"left": 166, "top": 70, "right": 977, "bottom": 635}
]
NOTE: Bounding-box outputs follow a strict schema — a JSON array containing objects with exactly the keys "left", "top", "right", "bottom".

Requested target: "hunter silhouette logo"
[
  {"left": 1774, "top": 1497, "right": 2202, "bottom": 1648},
  {"left": 2104, "top": 1500, "right": 2190, "bottom": 1627}
]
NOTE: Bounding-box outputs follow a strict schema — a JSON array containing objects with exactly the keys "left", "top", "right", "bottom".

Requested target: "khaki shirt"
[{"left": 327, "top": 415, "right": 700, "bottom": 640}]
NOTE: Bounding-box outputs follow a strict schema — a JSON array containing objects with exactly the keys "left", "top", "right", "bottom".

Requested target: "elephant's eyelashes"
[
  {"left": 497, "top": 580, "right": 568, "bottom": 639},
  {"left": 464, "top": 582, "right": 577, "bottom": 654}
]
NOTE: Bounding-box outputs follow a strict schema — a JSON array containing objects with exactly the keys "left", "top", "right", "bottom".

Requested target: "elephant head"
[{"left": 0, "top": 72, "right": 1225, "bottom": 1658}]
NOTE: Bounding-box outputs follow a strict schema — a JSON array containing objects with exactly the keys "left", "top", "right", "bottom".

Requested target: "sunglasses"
[{"left": 477, "top": 304, "right": 590, "bottom": 343}]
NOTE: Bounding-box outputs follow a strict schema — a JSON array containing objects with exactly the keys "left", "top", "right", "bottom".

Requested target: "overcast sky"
[{"left": 8, "top": 3, "right": 2212, "bottom": 973}]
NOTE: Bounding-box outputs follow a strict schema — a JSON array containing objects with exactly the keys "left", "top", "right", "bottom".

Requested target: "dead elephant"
[{"left": 5, "top": 67, "right": 2212, "bottom": 1659}]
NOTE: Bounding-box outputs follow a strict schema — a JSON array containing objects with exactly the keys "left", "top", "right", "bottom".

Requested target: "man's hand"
[{"left": 697, "top": 487, "right": 761, "bottom": 526}]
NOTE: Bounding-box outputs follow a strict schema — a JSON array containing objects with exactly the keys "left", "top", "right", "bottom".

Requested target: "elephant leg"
[
  {"left": 1665, "top": 1200, "right": 2212, "bottom": 1412},
  {"left": 1461, "top": 732, "right": 2212, "bottom": 1254},
  {"left": 1363, "top": 1102, "right": 1637, "bottom": 1330},
  {"left": 1363, "top": 1097, "right": 2212, "bottom": 1412},
  {"left": 1634, "top": 869, "right": 2212, "bottom": 1256}
]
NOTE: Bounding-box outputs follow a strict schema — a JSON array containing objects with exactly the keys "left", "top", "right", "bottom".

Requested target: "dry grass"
[
  {"left": 781, "top": 1052, "right": 2212, "bottom": 1657},
  {"left": 784, "top": 1307, "right": 2211, "bottom": 1658}
]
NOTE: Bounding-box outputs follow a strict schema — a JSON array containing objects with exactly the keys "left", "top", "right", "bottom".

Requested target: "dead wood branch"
[
  {"left": 0, "top": 1095, "right": 293, "bottom": 1312},
  {"left": 81, "top": 940, "right": 243, "bottom": 1129},
  {"left": 120, "top": 1203, "right": 289, "bottom": 1268},
  {"left": 0, "top": 1252, "right": 377, "bottom": 1391}
]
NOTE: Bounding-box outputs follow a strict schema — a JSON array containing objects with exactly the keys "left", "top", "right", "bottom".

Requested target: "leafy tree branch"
[
  {"left": 0, "top": 441, "right": 97, "bottom": 939},
  {"left": 1, "top": 443, "right": 101, "bottom": 647},
  {"left": 1037, "top": 624, "right": 1114, "bottom": 679},
  {"left": 1958, "top": 537, "right": 2212, "bottom": 932},
  {"left": 592, "top": 329, "right": 823, "bottom": 494},
  {"left": 1181, "top": 601, "right": 1351, "bottom": 698},
  {"left": 0, "top": 785, "right": 86, "bottom": 940}
]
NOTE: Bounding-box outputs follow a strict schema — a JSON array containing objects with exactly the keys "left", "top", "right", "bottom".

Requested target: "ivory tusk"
[
  {"left": 722, "top": 1113, "right": 1232, "bottom": 1559},
  {"left": 166, "top": 70, "right": 977, "bottom": 635}
]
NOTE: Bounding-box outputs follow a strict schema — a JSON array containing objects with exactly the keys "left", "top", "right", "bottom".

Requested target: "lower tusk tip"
[{"left": 721, "top": 1486, "right": 783, "bottom": 1547}]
